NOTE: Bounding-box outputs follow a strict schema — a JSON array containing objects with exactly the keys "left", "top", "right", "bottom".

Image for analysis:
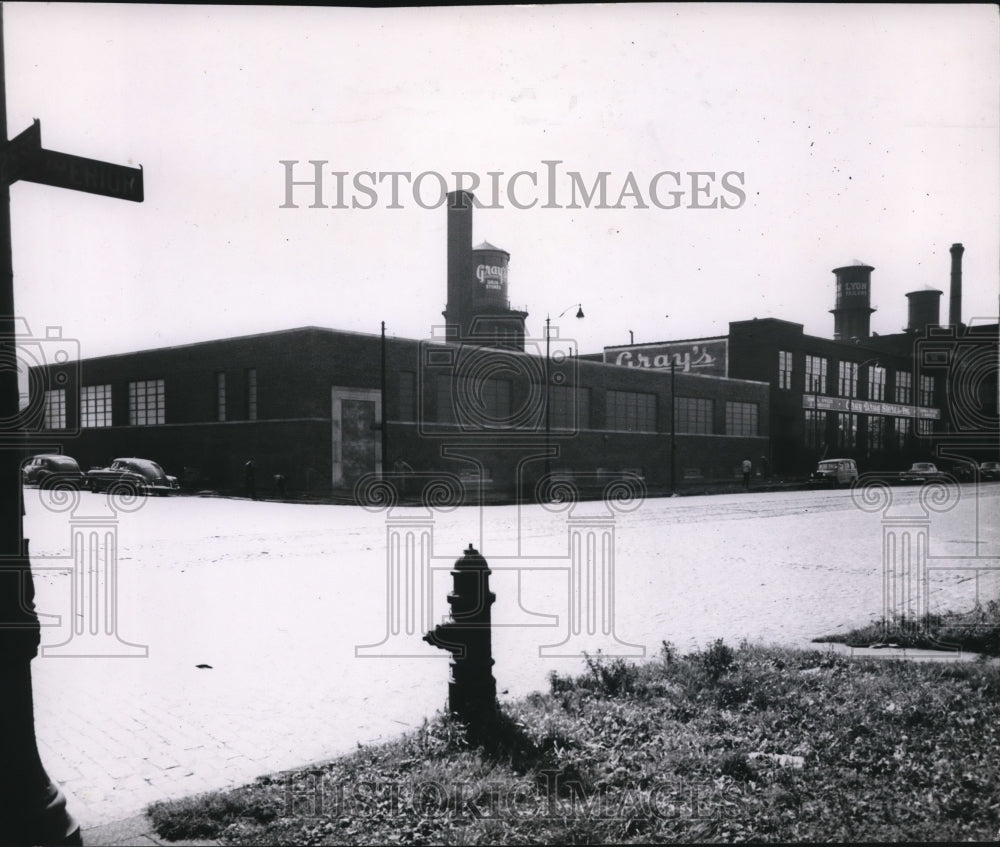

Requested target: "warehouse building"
[{"left": 24, "top": 192, "right": 771, "bottom": 500}]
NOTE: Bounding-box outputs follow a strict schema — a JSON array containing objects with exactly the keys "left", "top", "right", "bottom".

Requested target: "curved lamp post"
[{"left": 544, "top": 304, "right": 584, "bottom": 480}]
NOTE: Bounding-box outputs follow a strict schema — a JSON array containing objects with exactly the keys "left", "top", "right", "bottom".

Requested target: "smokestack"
[
  {"left": 949, "top": 242, "right": 964, "bottom": 328},
  {"left": 444, "top": 190, "right": 474, "bottom": 336}
]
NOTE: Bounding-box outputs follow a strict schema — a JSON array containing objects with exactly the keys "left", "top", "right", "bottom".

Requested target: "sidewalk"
[{"left": 81, "top": 813, "right": 219, "bottom": 846}]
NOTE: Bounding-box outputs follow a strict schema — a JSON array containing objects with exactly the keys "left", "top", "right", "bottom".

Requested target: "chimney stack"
[
  {"left": 444, "top": 190, "right": 474, "bottom": 336},
  {"left": 949, "top": 242, "right": 964, "bottom": 328}
]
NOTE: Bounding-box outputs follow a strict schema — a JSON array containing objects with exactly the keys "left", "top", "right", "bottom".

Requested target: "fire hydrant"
[{"left": 423, "top": 544, "right": 497, "bottom": 725}]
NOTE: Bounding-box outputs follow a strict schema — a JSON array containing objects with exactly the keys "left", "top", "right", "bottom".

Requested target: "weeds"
[{"left": 148, "top": 642, "right": 1000, "bottom": 844}]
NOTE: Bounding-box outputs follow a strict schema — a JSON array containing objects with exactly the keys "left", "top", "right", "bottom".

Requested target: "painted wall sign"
[
  {"left": 604, "top": 338, "right": 728, "bottom": 376},
  {"left": 802, "top": 394, "right": 941, "bottom": 420}
]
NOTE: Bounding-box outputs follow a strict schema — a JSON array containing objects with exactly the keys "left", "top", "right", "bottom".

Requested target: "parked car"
[
  {"left": 899, "top": 462, "right": 942, "bottom": 484},
  {"left": 980, "top": 461, "right": 1000, "bottom": 481},
  {"left": 21, "top": 454, "right": 87, "bottom": 489},
  {"left": 809, "top": 458, "right": 859, "bottom": 487},
  {"left": 86, "top": 458, "right": 179, "bottom": 496}
]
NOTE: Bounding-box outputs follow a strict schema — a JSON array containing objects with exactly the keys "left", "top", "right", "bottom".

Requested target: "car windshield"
[{"left": 912, "top": 463, "right": 933, "bottom": 471}]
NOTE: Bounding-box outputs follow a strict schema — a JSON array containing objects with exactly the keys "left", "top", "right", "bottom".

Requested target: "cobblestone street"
[{"left": 25, "top": 483, "right": 1000, "bottom": 827}]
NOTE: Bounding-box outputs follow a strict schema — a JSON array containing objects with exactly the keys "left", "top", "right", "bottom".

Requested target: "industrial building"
[
  {"left": 602, "top": 243, "right": 999, "bottom": 477},
  {"left": 24, "top": 191, "right": 772, "bottom": 500}
]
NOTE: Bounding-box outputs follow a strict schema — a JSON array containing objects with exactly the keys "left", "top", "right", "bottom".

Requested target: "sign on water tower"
[{"left": 471, "top": 241, "right": 509, "bottom": 308}]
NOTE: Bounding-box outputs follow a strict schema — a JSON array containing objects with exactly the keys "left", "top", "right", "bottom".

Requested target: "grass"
[
  {"left": 814, "top": 599, "right": 1000, "bottom": 656},
  {"left": 147, "top": 639, "right": 1000, "bottom": 844}
]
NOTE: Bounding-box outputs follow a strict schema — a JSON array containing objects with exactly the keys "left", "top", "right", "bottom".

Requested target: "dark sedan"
[
  {"left": 21, "top": 454, "right": 87, "bottom": 489},
  {"left": 86, "top": 458, "right": 180, "bottom": 496}
]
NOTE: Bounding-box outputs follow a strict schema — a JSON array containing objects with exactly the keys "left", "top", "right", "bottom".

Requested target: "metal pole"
[
  {"left": 670, "top": 360, "right": 676, "bottom": 494},
  {"left": 380, "top": 321, "right": 387, "bottom": 479},
  {"left": 0, "top": 7, "right": 80, "bottom": 843},
  {"left": 544, "top": 315, "right": 551, "bottom": 481}
]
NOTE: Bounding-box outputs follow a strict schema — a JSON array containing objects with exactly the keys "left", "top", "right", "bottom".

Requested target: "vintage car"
[
  {"left": 21, "top": 454, "right": 87, "bottom": 489},
  {"left": 86, "top": 458, "right": 180, "bottom": 496},
  {"left": 809, "top": 458, "right": 859, "bottom": 487},
  {"left": 899, "top": 462, "right": 942, "bottom": 484},
  {"left": 980, "top": 461, "right": 1000, "bottom": 481}
]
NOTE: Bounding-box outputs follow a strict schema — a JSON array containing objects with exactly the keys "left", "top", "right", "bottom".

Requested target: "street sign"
[
  {"left": 1, "top": 118, "right": 143, "bottom": 202},
  {"left": 23, "top": 147, "right": 143, "bottom": 203},
  {"left": 0, "top": 118, "right": 40, "bottom": 185}
]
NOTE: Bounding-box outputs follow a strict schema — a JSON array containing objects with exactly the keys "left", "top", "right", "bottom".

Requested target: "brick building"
[{"left": 25, "top": 325, "right": 769, "bottom": 499}]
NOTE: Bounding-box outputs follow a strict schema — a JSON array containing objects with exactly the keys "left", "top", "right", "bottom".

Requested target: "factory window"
[
  {"left": 43, "top": 389, "right": 66, "bottom": 430},
  {"left": 867, "top": 415, "right": 885, "bottom": 450},
  {"left": 778, "top": 351, "right": 793, "bottom": 390},
  {"left": 397, "top": 371, "right": 416, "bottom": 421},
  {"left": 81, "top": 384, "right": 112, "bottom": 428},
  {"left": 919, "top": 375, "right": 935, "bottom": 407},
  {"left": 895, "top": 371, "right": 912, "bottom": 404},
  {"left": 246, "top": 369, "right": 257, "bottom": 420},
  {"left": 894, "top": 418, "right": 910, "bottom": 449},
  {"left": 916, "top": 418, "right": 933, "bottom": 436},
  {"left": 216, "top": 372, "right": 226, "bottom": 422},
  {"left": 838, "top": 362, "right": 858, "bottom": 398},
  {"left": 607, "top": 390, "right": 657, "bottom": 432},
  {"left": 550, "top": 385, "right": 591, "bottom": 431},
  {"left": 804, "top": 410, "right": 826, "bottom": 449},
  {"left": 868, "top": 365, "right": 886, "bottom": 401},
  {"left": 836, "top": 413, "right": 858, "bottom": 449},
  {"left": 129, "top": 379, "right": 165, "bottom": 425},
  {"left": 438, "top": 377, "right": 513, "bottom": 427},
  {"left": 725, "top": 401, "right": 758, "bottom": 436},
  {"left": 805, "top": 355, "right": 827, "bottom": 394},
  {"left": 674, "top": 396, "right": 713, "bottom": 435}
]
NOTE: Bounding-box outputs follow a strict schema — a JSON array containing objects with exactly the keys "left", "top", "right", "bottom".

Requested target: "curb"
[{"left": 81, "top": 813, "right": 221, "bottom": 847}]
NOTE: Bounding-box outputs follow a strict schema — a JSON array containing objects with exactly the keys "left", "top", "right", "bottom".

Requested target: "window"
[
  {"left": 606, "top": 390, "right": 657, "bottom": 432},
  {"left": 778, "top": 351, "right": 793, "bottom": 390},
  {"left": 725, "top": 401, "right": 758, "bottom": 436},
  {"left": 836, "top": 413, "right": 858, "bottom": 449},
  {"left": 246, "top": 369, "right": 257, "bottom": 420},
  {"left": 867, "top": 415, "right": 885, "bottom": 450},
  {"left": 917, "top": 418, "right": 933, "bottom": 435},
  {"left": 919, "top": 375, "right": 935, "bottom": 407},
  {"left": 894, "top": 418, "right": 909, "bottom": 449},
  {"left": 838, "top": 362, "right": 858, "bottom": 398},
  {"left": 128, "top": 379, "right": 165, "bottom": 425},
  {"left": 804, "top": 410, "right": 826, "bottom": 448},
  {"left": 43, "top": 389, "right": 66, "bottom": 429},
  {"left": 216, "top": 372, "right": 226, "bottom": 422},
  {"left": 674, "top": 396, "right": 712, "bottom": 434},
  {"left": 437, "top": 377, "right": 513, "bottom": 427},
  {"left": 550, "top": 385, "right": 591, "bottom": 431},
  {"left": 868, "top": 365, "right": 886, "bottom": 401},
  {"left": 895, "top": 371, "right": 911, "bottom": 404},
  {"left": 398, "top": 370, "right": 416, "bottom": 422},
  {"left": 81, "top": 384, "right": 112, "bottom": 428},
  {"left": 805, "top": 355, "right": 827, "bottom": 394}
]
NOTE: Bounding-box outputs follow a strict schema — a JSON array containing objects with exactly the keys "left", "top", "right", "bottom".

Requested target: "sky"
[{"left": 3, "top": 3, "right": 998, "bottom": 365}]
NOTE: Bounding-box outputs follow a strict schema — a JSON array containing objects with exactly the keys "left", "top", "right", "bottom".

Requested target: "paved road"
[{"left": 23, "top": 481, "right": 1000, "bottom": 827}]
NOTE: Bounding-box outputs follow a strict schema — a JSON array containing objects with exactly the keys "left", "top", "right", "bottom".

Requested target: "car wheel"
[{"left": 109, "top": 480, "right": 139, "bottom": 498}]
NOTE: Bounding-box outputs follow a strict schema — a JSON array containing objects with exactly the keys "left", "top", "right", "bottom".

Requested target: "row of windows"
[
  {"left": 803, "top": 410, "right": 933, "bottom": 450},
  {"left": 43, "top": 370, "right": 258, "bottom": 429},
  {"left": 424, "top": 376, "right": 759, "bottom": 436},
  {"left": 781, "top": 352, "right": 934, "bottom": 405}
]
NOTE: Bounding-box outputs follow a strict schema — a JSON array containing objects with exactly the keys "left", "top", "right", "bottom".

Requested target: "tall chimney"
[
  {"left": 949, "top": 242, "right": 964, "bottom": 328},
  {"left": 444, "top": 190, "right": 474, "bottom": 337}
]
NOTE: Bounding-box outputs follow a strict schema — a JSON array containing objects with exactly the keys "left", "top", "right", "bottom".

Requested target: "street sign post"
[{"left": 0, "top": 6, "right": 144, "bottom": 844}]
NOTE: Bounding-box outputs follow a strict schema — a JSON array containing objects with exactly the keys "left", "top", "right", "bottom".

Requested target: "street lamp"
[{"left": 544, "top": 304, "right": 585, "bottom": 481}]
